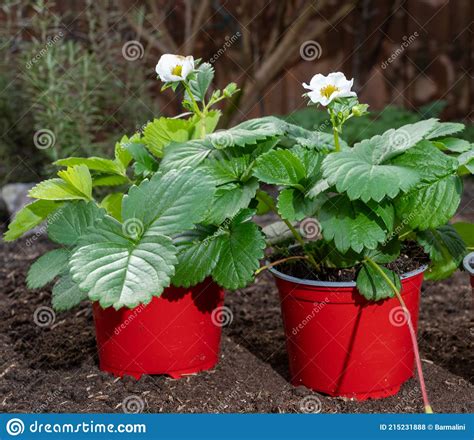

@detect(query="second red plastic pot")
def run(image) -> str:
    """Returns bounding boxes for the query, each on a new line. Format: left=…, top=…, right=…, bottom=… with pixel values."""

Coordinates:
left=271, top=265, right=426, bottom=400
left=463, top=252, right=474, bottom=303
left=93, top=279, right=224, bottom=379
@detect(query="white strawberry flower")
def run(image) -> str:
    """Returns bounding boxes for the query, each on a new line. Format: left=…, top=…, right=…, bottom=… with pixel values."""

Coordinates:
left=155, top=54, right=194, bottom=82
left=303, top=72, right=356, bottom=106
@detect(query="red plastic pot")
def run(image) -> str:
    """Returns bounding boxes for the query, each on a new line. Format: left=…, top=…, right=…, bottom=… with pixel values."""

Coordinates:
left=463, top=252, right=474, bottom=302
left=93, top=279, right=224, bottom=379
left=271, top=265, right=426, bottom=400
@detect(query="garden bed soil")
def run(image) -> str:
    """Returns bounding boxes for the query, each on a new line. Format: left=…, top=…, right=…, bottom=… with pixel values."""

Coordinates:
left=271, top=242, right=428, bottom=282
left=0, top=179, right=472, bottom=413
left=0, top=236, right=472, bottom=413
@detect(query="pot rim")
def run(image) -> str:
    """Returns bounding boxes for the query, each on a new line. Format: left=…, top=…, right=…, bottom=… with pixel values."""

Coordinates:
left=268, top=262, right=428, bottom=287
left=463, top=252, right=474, bottom=275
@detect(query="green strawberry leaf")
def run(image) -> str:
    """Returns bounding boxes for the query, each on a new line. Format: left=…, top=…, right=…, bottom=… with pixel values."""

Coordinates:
left=322, top=120, right=438, bottom=202
left=115, top=137, right=133, bottom=168
left=364, top=239, right=401, bottom=264
left=433, top=137, right=471, bottom=153
left=142, top=117, right=194, bottom=157
left=100, top=193, right=124, bottom=221
left=52, top=274, right=88, bottom=311
left=211, top=211, right=266, bottom=290
left=172, top=226, right=224, bottom=288
left=191, top=110, right=221, bottom=138
left=187, top=62, right=214, bottom=101
left=417, top=225, right=466, bottom=280
left=457, top=150, right=474, bottom=175
left=207, top=116, right=285, bottom=149
left=205, top=152, right=253, bottom=185
left=122, top=168, right=215, bottom=237
left=253, top=149, right=306, bottom=188
left=63, top=169, right=214, bottom=314
left=205, top=178, right=259, bottom=225
left=48, top=201, right=105, bottom=246
left=92, top=175, right=129, bottom=187
left=126, top=141, right=159, bottom=177
left=369, top=119, right=437, bottom=163
left=70, top=219, right=177, bottom=309
left=27, top=248, right=69, bottom=289
left=3, top=200, right=62, bottom=241
left=57, top=165, right=93, bottom=200
left=161, top=139, right=214, bottom=171
left=425, top=122, right=464, bottom=140
left=29, top=165, right=93, bottom=201
left=322, top=141, right=420, bottom=203
left=29, top=179, right=88, bottom=201
left=54, top=157, right=125, bottom=175
left=282, top=122, right=349, bottom=151
left=356, top=262, right=401, bottom=301
left=394, top=175, right=462, bottom=230
left=319, top=195, right=389, bottom=253
left=391, top=140, right=458, bottom=181
left=452, top=222, right=474, bottom=249
left=277, top=188, right=326, bottom=222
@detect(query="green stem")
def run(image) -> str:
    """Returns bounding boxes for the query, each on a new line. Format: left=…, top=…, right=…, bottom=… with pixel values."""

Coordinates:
left=364, top=257, right=433, bottom=414
left=256, top=191, right=320, bottom=271
left=203, top=95, right=226, bottom=112
left=255, top=256, right=309, bottom=276
left=329, top=109, right=341, bottom=152
left=183, top=82, right=208, bottom=138
left=183, top=82, right=203, bottom=117
left=398, top=230, right=412, bottom=240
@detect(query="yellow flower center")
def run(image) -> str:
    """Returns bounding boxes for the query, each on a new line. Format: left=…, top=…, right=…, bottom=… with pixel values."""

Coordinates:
left=320, top=84, right=339, bottom=99
left=171, top=65, right=183, bottom=77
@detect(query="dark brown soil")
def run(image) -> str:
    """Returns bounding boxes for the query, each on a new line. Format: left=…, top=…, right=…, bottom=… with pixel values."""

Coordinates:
left=0, top=180, right=472, bottom=414
left=272, top=242, right=428, bottom=282
left=0, top=236, right=472, bottom=413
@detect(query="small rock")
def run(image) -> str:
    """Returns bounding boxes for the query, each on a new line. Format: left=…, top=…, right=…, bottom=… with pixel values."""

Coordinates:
left=292, top=385, right=309, bottom=396
left=1, top=183, right=43, bottom=237
left=1, top=183, right=36, bottom=216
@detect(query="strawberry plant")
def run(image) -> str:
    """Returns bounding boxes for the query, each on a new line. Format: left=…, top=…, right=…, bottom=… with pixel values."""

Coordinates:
left=4, top=55, right=300, bottom=308
left=253, top=72, right=474, bottom=413
left=3, top=55, right=246, bottom=308
left=258, top=73, right=473, bottom=296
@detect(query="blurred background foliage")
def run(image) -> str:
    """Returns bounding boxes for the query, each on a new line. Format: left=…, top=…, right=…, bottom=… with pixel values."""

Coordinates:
left=0, top=0, right=472, bottom=183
